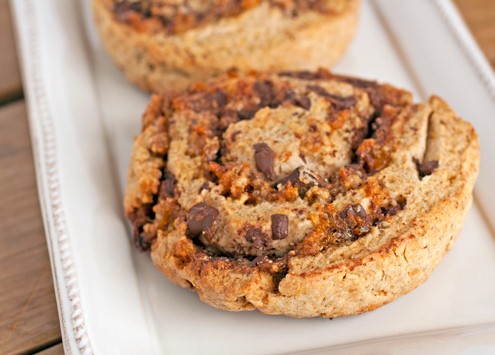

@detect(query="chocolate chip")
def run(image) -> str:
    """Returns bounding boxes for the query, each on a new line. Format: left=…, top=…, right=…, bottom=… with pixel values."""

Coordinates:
left=159, top=171, right=177, bottom=198
left=114, top=1, right=142, bottom=22
left=271, top=214, right=289, bottom=240
left=296, top=96, right=311, bottom=110
left=327, top=94, right=357, bottom=109
left=415, top=159, right=439, bottom=178
left=245, top=227, right=270, bottom=249
left=237, top=109, right=257, bottom=120
left=253, top=81, right=277, bottom=107
left=276, top=167, right=322, bottom=196
left=278, top=167, right=302, bottom=186
left=279, top=71, right=321, bottom=80
left=284, top=89, right=311, bottom=110
left=340, top=204, right=368, bottom=220
left=129, top=204, right=155, bottom=251
left=332, top=204, right=372, bottom=244
left=211, top=91, right=228, bottom=108
left=253, top=143, right=276, bottom=180
left=186, top=90, right=227, bottom=116
left=296, top=95, right=311, bottom=110
left=186, top=203, right=220, bottom=242
left=338, top=204, right=371, bottom=236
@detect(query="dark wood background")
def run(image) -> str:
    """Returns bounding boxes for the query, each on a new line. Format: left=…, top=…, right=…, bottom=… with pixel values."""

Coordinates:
left=0, top=0, right=493, bottom=353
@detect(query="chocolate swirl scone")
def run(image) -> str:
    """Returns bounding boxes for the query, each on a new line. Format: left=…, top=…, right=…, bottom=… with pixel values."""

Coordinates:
left=124, top=69, right=479, bottom=318
left=92, top=0, right=359, bottom=93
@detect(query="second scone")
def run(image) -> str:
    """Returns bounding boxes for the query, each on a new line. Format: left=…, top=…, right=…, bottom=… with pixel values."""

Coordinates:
left=93, top=0, right=360, bottom=92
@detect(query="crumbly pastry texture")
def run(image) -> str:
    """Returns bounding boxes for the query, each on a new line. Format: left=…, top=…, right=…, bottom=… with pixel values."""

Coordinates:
left=93, top=0, right=359, bottom=92
left=124, top=69, right=479, bottom=318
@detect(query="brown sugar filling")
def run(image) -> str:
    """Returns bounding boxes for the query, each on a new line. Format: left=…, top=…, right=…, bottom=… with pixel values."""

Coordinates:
left=128, top=70, right=415, bottom=276
left=112, top=0, right=343, bottom=35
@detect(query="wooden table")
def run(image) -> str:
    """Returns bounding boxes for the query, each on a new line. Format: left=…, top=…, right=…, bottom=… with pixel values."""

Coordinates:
left=0, top=1, right=494, bottom=353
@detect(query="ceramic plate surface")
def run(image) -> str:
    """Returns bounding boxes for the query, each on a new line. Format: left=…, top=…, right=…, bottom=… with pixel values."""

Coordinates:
left=11, top=0, right=495, bottom=353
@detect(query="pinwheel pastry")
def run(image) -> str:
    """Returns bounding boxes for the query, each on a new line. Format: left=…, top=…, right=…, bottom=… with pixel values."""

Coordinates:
left=124, top=69, right=479, bottom=318
left=92, top=0, right=359, bottom=92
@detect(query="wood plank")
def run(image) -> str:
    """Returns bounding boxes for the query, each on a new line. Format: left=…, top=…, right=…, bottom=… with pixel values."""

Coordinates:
left=454, top=0, right=495, bottom=69
left=0, top=0, right=23, bottom=102
left=36, top=343, right=64, bottom=355
left=0, top=102, right=61, bottom=354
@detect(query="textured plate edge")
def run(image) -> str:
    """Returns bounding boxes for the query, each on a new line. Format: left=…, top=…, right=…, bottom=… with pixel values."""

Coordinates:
left=10, top=0, right=94, bottom=353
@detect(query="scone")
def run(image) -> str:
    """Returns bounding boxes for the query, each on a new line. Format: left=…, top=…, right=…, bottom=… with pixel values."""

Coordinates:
left=124, top=69, right=479, bottom=318
left=93, top=0, right=359, bottom=93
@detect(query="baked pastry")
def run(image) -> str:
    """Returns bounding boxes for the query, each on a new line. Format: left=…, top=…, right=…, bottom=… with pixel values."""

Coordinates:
left=124, top=69, right=479, bottom=318
left=92, top=0, right=360, bottom=93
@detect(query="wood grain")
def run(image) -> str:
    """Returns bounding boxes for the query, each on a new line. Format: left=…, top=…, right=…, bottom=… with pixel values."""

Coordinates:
left=0, top=0, right=22, bottom=102
left=0, top=102, right=61, bottom=354
left=36, top=343, right=65, bottom=355
left=454, top=0, right=495, bottom=68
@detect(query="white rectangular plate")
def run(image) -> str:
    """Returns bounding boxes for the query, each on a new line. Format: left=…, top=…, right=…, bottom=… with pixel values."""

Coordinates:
left=11, top=0, right=495, bottom=353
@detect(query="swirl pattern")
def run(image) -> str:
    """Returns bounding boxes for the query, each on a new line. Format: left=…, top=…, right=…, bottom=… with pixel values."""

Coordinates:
left=110, top=0, right=350, bottom=35
left=125, top=69, right=479, bottom=317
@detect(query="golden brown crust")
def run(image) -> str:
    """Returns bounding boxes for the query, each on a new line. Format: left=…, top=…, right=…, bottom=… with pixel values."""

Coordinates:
left=93, top=0, right=359, bottom=92
left=124, top=70, right=480, bottom=317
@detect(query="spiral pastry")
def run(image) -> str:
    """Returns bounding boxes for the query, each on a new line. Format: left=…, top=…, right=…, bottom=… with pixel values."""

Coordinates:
left=124, top=69, right=479, bottom=317
left=92, top=0, right=359, bottom=92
